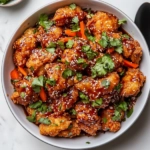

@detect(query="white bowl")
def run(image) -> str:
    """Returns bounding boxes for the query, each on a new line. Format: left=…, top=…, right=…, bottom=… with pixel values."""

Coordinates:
left=1, top=0, right=150, bottom=149
left=0, top=0, right=22, bottom=7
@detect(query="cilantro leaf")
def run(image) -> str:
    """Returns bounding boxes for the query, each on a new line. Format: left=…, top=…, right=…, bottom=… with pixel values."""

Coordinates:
left=82, top=45, right=90, bottom=52
left=115, top=46, right=123, bottom=54
left=98, top=32, right=109, bottom=48
left=79, top=92, right=89, bottom=103
left=127, top=108, right=133, bottom=118
left=57, top=41, right=65, bottom=50
left=86, top=142, right=90, bottom=144
left=77, top=58, right=85, bottom=64
left=71, top=23, right=80, bottom=32
left=76, top=73, right=82, bottom=81
left=20, top=92, right=26, bottom=98
left=112, top=109, right=121, bottom=121
left=102, top=117, right=107, bottom=123
left=38, top=118, right=51, bottom=125
left=26, top=111, right=36, bottom=122
left=109, top=38, right=122, bottom=47
left=69, top=3, right=76, bottom=9
left=101, top=79, right=110, bottom=88
left=122, top=34, right=130, bottom=39
left=39, top=14, right=54, bottom=30
left=66, top=40, right=74, bottom=48
left=32, top=76, right=44, bottom=93
left=0, top=0, right=10, bottom=4
left=91, top=55, right=114, bottom=78
left=70, top=109, right=77, bottom=115
left=29, top=101, right=43, bottom=109
left=115, top=83, right=122, bottom=92
left=85, top=29, right=95, bottom=42
left=72, top=16, right=79, bottom=24
left=118, top=101, right=128, bottom=111
left=118, top=19, right=127, bottom=25
left=46, top=78, right=56, bottom=86
left=46, top=48, right=55, bottom=54
left=47, top=42, right=56, bottom=48
left=62, top=69, right=74, bottom=79
left=92, top=98, right=103, bottom=107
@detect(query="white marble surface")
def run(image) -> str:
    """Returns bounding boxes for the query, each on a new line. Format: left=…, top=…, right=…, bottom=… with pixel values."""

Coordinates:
left=0, top=0, right=150, bottom=150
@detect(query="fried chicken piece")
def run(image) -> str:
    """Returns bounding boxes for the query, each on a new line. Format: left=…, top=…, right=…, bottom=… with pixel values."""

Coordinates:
left=123, top=39, right=142, bottom=64
left=58, top=121, right=81, bottom=138
left=87, top=12, right=119, bottom=39
left=13, top=28, right=37, bottom=66
left=101, top=107, right=124, bottom=132
left=75, top=103, right=101, bottom=136
left=53, top=6, right=85, bottom=26
left=26, top=48, right=57, bottom=72
left=121, top=68, right=146, bottom=97
left=75, top=72, right=120, bottom=100
left=11, top=80, right=38, bottom=106
left=45, top=63, right=74, bottom=99
left=39, top=114, right=71, bottom=137
left=37, top=26, right=62, bottom=47
left=52, top=87, right=78, bottom=114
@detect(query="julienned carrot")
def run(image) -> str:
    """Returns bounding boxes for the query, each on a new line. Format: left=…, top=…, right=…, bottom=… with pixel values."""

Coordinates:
left=40, top=87, right=47, bottom=102
left=59, top=37, right=73, bottom=42
left=18, top=67, right=27, bottom=76
left=10, top=69, right=19, bottom=79
left=65, top=29, right=76, bottom=37
left=80, top=21, right=87, bottom=40
left=123, top=60, right=139, bottom=68
left=107, top=48, right=114, bottom=54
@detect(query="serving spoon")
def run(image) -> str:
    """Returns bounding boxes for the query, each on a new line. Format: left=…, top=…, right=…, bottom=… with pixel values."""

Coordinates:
left=135, top=2, right=150, bottom=49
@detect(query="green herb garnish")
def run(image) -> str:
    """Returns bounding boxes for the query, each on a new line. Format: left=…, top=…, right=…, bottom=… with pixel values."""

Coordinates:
left=62, top=69, right=74, bottom=79
left=57, top=41, right=65, bottom=50
left=102, top=117, right=107, bottom=123
left=86, top=142, right=90, bottom=144
left=38, top=118, right=51, bottom=125
left=29, top=101, right=43, bottom=109
left=127, top=108, right=133, bottom=118
left=47, top=42, right=56, bottom=48
left=69, top=3, right=76, bottom=9
left=92, top=98, right=103, bottom=107
left=118, top=19, right=127, bottom=25
left=101, top=79, right=110, bottom=88
left=46, top=48, right=55, bottom=54
left=46, top=78, right=56, bottom=86
left=85, top=29, right=95, bottom=42
left=76, top=73, right=82, bottom=81
left=98, top=32, right=109, bottom=48
left=32, top=76, right=44, bottom=93
left=70, top=109, right=77, bottom=115
left=26, top=111, right=36, bottom=122
left=20, top=92, right=26, bottom=98
left=66, top=40, right=74, bottom=48
left=115, top=83, right=122, bottom=92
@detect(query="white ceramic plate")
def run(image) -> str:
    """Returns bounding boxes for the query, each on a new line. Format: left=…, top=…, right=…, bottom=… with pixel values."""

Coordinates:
left=0, top=0, right=22, bottom=7
left=1, top=0, right=150, bottom=149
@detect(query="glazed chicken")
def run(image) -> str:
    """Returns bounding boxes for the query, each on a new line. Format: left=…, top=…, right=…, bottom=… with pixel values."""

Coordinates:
left=10, top=3, right=145, bottom=138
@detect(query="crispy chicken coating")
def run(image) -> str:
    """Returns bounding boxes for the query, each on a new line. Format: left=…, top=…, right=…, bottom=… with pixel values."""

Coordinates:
left=26, top=48, right=57, bottom=72
left=45, top=63, right=74, bottom=99
left=58, top=121, right=81, bottom=138
left=123, top=39, right=142, bottom=64
left=52, top=87, right=78, bottom=114
left=39, top=114, right=71, bottom=137
left=11, top=80, right=38, bottom=106
left=121, top=68, right=146, bottom=97
left=37, top=26, right=62, bottom=47
left=75, top=103, right=101, bottom=136
left=13, top=28, right=37, bottom=66
left=101, top=107, right=124, bottom=132
left=53, top=6, right=85, bottom=26
left=75, top=72, right=120, bottom=100
left=87, top=12, right=119, bottom=39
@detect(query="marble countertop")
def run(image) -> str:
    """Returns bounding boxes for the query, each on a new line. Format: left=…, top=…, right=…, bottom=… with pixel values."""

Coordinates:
left=0, top=0, right=150, bottom=150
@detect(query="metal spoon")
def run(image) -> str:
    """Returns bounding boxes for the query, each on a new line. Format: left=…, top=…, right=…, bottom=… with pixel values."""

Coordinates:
left=135, top=2, right=150, bottom=49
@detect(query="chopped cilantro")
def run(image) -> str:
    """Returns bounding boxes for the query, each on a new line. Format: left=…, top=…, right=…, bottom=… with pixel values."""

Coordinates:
left=127, top=108, right=133, bottom=118
left=57, top=41, right=65, bottom=50
left=79, top=92, right=88, bottom=100
left=92, top=98, right=103, bottom=107
left=98, top=32, right=109, bottom=48
left=112, top=109, right=121, bottom=121
left=20, top=92, right=26, bottom=98
left=32, top=76, right=44, bottom=93
left=76, top=73, right=82, bottom=81
left=38, top=118, right=51, bottom=125
left=62, top=69, right=74, bottom=79
left=91, top=55, right=114, bottom=78
left=63, top=93, right=67, bottom=97
left=69, top=3, right=76, bottom=9
left=21, top=83, right=27, bottom=88
left=77, top=58, right=85, bottom=64
left=46, top=78, right=56, bottom=86
left=102, top=117, right=107, bottom=123
left=55, top=65, right=60, bottom=70
left=101, top=79, right=110, bottom=88
left=120, top=70, right=125, bottom=76
left=71, top=23, right=80, bottom=32
left=39, top=14, right=54, bottom=30
left=65, top=61, right=70, bottom=66
left=70, top=109, right=77, bottom=115
left=37, top=104, right=48, bottom=113
left=122, top=34, right=130, bottom=39
left=86, top=142, right=90, bottom=144
left=26, top=111, right=36, bottom=122
left=30, top=66, right=34, bottom=72
left=0, top=0, right=10, bottom=4
left=118, top=19, right=127, bottom=25
left=115, top=83, right=122, bottom=92
left=87, top=8, right=94, bottom=18
left=72, top=16, right=79, bottom=24
left=29, top=101, right=43, bottom=109
left=47, top=42, right=56, bottom=48
left=85, top=29, right=95, bottom=42
left=46, top=48, right=55, bottom=54
left=82, top=45, right=90, bottom=52
left=118, top=101, right=128, bottom=111
left=66, top=40, right=74, bottom=48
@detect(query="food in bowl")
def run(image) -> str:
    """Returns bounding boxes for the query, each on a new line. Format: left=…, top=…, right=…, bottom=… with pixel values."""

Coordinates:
left=0, top=0, right=11, bottom=4
left=10, top=3, right=146, bottom=138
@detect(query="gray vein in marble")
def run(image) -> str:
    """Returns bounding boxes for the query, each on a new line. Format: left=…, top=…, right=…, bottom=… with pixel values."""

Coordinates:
left=0, top=115, right=6, bottom=122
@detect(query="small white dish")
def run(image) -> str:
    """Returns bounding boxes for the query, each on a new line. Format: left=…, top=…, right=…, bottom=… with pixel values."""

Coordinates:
left=0, top=0, right=22, bottom=7
left=1, top=0, right=150, bottom=149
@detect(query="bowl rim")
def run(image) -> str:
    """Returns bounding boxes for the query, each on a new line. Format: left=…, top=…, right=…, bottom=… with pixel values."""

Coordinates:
left=1, top=0, right=150, bottom=149
left=0, top=0, right=22, bottom=7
